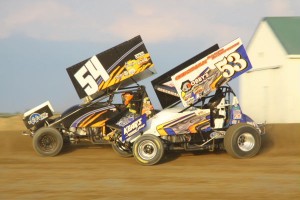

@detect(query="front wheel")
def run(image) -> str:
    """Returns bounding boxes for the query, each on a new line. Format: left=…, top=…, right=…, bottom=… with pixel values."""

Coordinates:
left=112, top=141, right=133, bottom=158
left=133, top=135, right=164, bottom=166
left=224, top=123, right=261, bottom=158
left=33, top=127, right=63, bottom=156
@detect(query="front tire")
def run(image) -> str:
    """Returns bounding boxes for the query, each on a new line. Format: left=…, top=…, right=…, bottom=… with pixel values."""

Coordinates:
left=224, top=123, right=261, bottom=158
left=33, top=127, right=63, bottom=157
left=133, top=135, right=164, bottom=166
left=112, top=141, right=133, bottom=158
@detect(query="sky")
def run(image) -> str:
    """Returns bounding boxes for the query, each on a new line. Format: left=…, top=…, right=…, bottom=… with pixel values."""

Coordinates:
left=0, top=0, right=299, bottom=113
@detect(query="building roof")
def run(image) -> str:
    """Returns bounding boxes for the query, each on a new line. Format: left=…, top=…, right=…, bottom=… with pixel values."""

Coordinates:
left=263, top=16, right=300, bottom=55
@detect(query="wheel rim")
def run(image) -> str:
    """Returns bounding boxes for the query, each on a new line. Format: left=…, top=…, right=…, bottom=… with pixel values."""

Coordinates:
left=116, top=142, right=129, bottom=152
left=117, top=143, right=126, bottom=151
left=137, top=140, right=157, bottom=161
left=114, top=134, right=130, bottom=152
left=237, top=133, right=255, bottom=152
left=38, top=134, right=58, bottom=152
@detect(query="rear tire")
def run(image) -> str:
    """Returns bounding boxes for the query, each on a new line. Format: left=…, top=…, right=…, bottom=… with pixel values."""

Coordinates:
left=224, top=123, right=261, bottom=158
left=133, top=135, right=164, bottom=166
left=33, top=127, right=63, bottom=157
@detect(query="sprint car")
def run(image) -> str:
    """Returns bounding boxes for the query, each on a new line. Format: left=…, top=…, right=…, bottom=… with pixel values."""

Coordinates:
left=22, top=36, right=156, bottom=156
left=113, top=38, right=264, bottom=165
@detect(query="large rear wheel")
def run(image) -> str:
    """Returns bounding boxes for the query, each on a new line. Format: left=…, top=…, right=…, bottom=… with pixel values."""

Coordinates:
left=224, top=123, right=261, bottom=158
left=33, top=127, right=63, bottom=157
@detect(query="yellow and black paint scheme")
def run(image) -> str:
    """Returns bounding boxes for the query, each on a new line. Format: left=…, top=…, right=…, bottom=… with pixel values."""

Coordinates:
left=60, top=103, right=123, bottom=130
left=57, top=85, right=154, bottom=135
left=67, top=35, right=156, bottom=100
left=77, top=110, right=108, bottom=128
left=98, top=53, right=153, bottom=91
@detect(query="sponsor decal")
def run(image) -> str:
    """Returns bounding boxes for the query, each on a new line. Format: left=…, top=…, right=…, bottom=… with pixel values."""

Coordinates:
left=233, top=109, right=242, bottom=119
left=156, top=86, right=180, bottom=97
left=172, top=38, right=252, bottom=107
left=28, top=112, right=49, bottom=125
left=231, top=104, right=242, bottom=125
left=190, top=68, right=210, bottom=86
left=135, top=51, right=149, bottom=65
left=122, top=114, right=147, bottom=141
left=116, top=52, right=151, bottom=81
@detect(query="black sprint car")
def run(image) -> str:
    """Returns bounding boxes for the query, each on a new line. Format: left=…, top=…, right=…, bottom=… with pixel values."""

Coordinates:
left=22, top=36, right=156, bottom=156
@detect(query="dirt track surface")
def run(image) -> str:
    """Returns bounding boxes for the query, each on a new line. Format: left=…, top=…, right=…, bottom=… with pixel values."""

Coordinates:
left=0, top=116, right=299, bottom=199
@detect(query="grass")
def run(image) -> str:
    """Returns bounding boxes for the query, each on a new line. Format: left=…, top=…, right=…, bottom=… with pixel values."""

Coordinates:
left=0, top=113, right=20, bottom=118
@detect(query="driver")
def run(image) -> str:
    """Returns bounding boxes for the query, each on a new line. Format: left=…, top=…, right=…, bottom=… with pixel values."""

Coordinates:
left=122, top=92, right=134, bottom=106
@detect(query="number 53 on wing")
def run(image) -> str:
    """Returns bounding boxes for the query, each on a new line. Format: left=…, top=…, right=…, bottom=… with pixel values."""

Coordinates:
left=171, top=38, right=253, bottom=107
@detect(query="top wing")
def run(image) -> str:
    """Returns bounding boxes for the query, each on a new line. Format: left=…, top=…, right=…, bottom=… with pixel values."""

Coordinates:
left=171, top=38, right=253, bottom=107
left=151, top=44, right=219, bottom=109
left=67, top=35, right=156, bottom=100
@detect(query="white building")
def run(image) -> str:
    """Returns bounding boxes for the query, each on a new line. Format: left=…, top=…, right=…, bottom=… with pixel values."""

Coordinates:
left=240, top=17, right=300, bottom=123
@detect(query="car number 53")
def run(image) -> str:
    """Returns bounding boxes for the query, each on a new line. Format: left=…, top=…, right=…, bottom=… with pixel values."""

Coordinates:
left=215, top=52, right=248, bottom=78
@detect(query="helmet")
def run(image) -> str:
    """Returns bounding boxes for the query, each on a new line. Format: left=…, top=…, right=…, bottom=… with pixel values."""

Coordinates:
left=122, top=92, right=134, bottom=106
